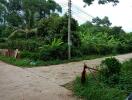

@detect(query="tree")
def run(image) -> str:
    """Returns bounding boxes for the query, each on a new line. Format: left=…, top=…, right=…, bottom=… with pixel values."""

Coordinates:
left=37, top=14, right=80, bottom=46
left=83, top=0, right=119, bottom=5
left=0, top=25, right=5, bottom=37
left=92, top=16, right=112, bottom=27
left=57, top=14, right=80, bottom=46
left=80, top=18, right=111, bottom=35
left=0, top=0, right=7, bottom=25
left=109, top=26, right=125, bottom=37
left=0, top=0, right=62, bottom=27
left=0, top=0, right=62, bottom=38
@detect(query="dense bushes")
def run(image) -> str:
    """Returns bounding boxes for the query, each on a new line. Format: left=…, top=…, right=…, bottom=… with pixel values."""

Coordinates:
left=39, top=44, right=67, bottom=60
left=39, top=38, right=67, bottom=60
left=0, top=36, right=132, bottom=61
left=37, top=14, right=80, bottom=46
left=114, top=43, right=127, bottom=54
left=79, top=32, right=132, bottom=56
left=0, top=14, right=132, bottom=61
left=96, top=44, right=113, bottom=55
left=2, top=39, right=42, bottom=51
left=73, top=58, right=132, bottom=100
left=18, top=38, right=68, bottom=61
left=20, top=51, right=40, bottom=60
left=119, top=59, right=132, bottom=93
left=113, top=42, right=132, bottom=54
left=80, top=44, right=113, bottom=56
left=2, top=26, right=15, bottom=37
left=99, top=58, right=122, bottom=85
left=0, top=38, right=132, bottom=61
left=74, top=76, right=126, bottom=100
left=0, top=43, right=8, bottom=49
left=79, top=22, right=132, bottom=56
left=80, top=44, right=97, bottom=55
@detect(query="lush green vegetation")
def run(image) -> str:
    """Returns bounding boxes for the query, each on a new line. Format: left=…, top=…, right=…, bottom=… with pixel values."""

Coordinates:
left=0, top=54, right=109, bottom=67
left=1, top=15, right=132, bottom=63
left=73, top=58, right=132, bottom=100
left=0, top=0, right=132, bottom=66
left=0, top=0, right=131, bottom=99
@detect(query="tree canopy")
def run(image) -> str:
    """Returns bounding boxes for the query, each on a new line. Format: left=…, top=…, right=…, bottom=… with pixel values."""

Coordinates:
left=83, top=0, right=119, bottom=5
left=0, top=0, right=62, bottom=28
left=92, top=16, right=112, bottom=27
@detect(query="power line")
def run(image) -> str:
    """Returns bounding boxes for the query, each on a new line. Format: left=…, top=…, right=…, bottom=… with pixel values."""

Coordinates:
left=72, top=11, right=92, bottom=21
left=72, top=4, right=94, bottom=18
left=60, top=1, right=95, bottom=20
left=60, top=0, right=96, bottom=59
left=59, top=0, right=94, bottom=18
left=58, top=5, right=91, bottom=22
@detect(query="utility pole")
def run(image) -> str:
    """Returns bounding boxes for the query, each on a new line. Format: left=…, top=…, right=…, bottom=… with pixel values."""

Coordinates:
left=68, top=0, right=71, bottom=59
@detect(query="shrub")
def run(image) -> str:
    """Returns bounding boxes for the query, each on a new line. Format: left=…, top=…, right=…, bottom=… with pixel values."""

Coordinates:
left=2, top=26, right=14, bottom=37
left=0, top=43, right=8, bottom=49
left=39, top=44, right=67, bottom=61
left=20, top=51, right=40, bottom=60
left=73, top=58, right=132, bottom=100
left=118, top=59, right=132, bottom=93
left=0, top=38, right=6, bottom=42
left=113, top=43, right=126, bottom=54
left=124, top=42, right=132, bottom=53
left=7, top=39, right=41, bottom=51
left=39, top=38, right=68, bottom=61
left=71, top=46, right=82, bottom=57
left=80, top=44, right=113, bottom=56
left=0, top=55, right=31, bottom=67
left=73, top=76, right=126, bottom=100
left=80, top=44, right=98, bottom=55
left=97, top=44, right=113, bottom=55
left=119, top=72, right=132, bottom=93
left=99, top=57, right=122, bottom=85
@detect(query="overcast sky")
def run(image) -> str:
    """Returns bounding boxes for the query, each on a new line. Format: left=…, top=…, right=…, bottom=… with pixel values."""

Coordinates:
left=54, top=0, right=132, bottom=32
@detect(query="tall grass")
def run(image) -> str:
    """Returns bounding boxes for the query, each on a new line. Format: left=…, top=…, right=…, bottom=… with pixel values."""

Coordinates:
left=73, top=59, right=132, bottom=100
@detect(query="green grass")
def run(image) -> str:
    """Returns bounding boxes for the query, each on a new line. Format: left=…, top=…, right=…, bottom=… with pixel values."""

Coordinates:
left=72, top=59, right=132, bottom=100
left=73, top=77, right=126, bottom=100
left=118, top=59, right=132, bottom=93
left=0, top=54, right=112, bottom=67
left=0, top=55, right=32, bottom=67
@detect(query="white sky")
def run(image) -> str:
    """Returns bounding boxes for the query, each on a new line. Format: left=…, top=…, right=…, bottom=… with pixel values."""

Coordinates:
left=54, top=0, right=132, bottom=32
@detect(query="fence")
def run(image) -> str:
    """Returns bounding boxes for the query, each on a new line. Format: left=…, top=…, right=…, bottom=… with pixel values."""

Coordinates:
left=0, top=49, right=20, bottom=59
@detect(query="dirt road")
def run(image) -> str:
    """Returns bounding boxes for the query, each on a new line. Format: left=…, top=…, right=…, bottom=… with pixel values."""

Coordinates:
left=0, top=53, right=132, bottom=100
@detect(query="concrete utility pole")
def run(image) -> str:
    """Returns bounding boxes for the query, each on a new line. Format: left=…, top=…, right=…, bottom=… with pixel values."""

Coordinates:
left=68, top=0, right=72, bottom=59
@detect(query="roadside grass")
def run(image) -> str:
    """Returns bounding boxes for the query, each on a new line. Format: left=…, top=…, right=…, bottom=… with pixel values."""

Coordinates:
left=72, top=59, right=132, bottom=100
left=0, top=54, right=112, bottom=67
left=0, top=56, right=31, bottom=67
